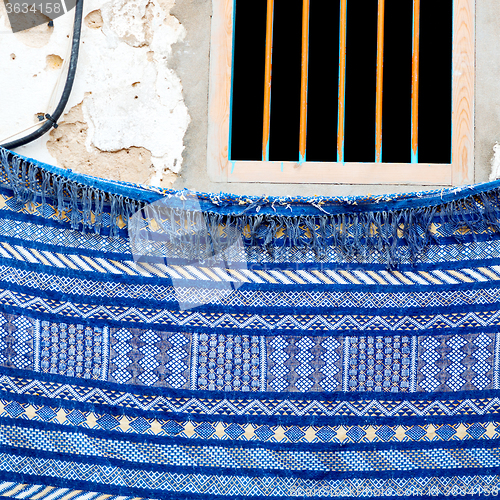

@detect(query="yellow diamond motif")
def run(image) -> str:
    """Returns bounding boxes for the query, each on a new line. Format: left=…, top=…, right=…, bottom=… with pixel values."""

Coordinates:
left=426, top=424, right=437, bottom=441
left=184, top=421, right=196, bottom=438
left=24, top=404, right=37, bottom=420
left=455, top=423, right=468, bottom=440
left=486, top=422, right=497, bottom=439
left=119, top=416, right=131, bottom=432
left=274, top=426, right=286, bottom=442
left=150, top=419, right=163, bottom=435
left=215, top=422, right=225, bottom=439
left=243, top=424, right=255, bottom=440
left=304, top=427, right=317, bottom=443
left=336, top=426, right=348, bottom=443
left=56, top=408, right=66, bottom=424
left=116, top=215, right=126, bottom=229
left=86, top=413, right=98, bottom=429
left=365, top=426, right=377, bottom=442
left=395, top=426, right=406, bottom=442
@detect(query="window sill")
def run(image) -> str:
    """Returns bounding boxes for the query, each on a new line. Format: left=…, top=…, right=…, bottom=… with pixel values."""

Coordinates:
left=209, top=160, right=456, bottom=185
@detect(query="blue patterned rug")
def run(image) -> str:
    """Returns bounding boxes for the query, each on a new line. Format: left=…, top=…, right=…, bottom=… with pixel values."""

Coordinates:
left=0, top=147, right=499, bottom=500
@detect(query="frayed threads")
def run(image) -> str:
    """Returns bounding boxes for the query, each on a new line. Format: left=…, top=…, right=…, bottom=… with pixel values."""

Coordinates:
left=2, top=148, right=500, bottom=266
left=0, top=148, right=140, bottom=237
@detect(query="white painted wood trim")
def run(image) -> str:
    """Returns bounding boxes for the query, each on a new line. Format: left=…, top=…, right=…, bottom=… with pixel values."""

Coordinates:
left=207, top=0, right=474, bottom=186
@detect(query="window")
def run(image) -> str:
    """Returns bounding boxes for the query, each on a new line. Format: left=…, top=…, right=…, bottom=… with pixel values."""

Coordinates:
left=207, top=0, right=474, bottom=185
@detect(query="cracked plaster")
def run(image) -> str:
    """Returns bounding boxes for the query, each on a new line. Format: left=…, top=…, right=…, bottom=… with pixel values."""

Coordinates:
left=0, top=0, right=189, bottom=187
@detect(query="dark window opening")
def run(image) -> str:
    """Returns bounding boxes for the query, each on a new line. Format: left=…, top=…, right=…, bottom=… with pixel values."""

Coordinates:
left=418, top=0, right=453, bottom=163
left=343, top=0, right=378, bottom=162
left=268, top=0, right=302, bottom=161
left=230, top=0, right=453, bottom=164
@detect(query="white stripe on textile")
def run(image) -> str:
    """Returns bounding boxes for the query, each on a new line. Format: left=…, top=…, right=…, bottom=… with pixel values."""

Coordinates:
left=79, top=256, right=108, bottom=273
left=238, top=269, right=266, bottom=283
left=0, top=482, right=19, bottom=495
left=43, top=489, right=72, bottom=500
left=130, top=262, right=156, bottom=277
left=462, top=268, right=489, bottom=281
left=1, top=242, right=24, bottom=260
left=283, top=270, right=307, bottom=284
left=14, top=246, right=39, bottom=264
left=226, top=269, right=252, bottom=282
left=65, top=255, right=95, bottom=272
left=40, top=250, right=66, bottom=268
left=15, top=485, right=45, bottom=499
left=296, top=270, right=322, bottom=284
left=184, top=265, right=211, bottom=280
left=324, top=270, right=350, bottom=284
left=404, top=271, right=429, bottom=285
left=94, top=258, right=124, bottom=274
left=212, top=268, right=238, bottom=281
left=431, top=270, right=459, bottom=284
left=0, top=245, right=12, bottom=259
left=351, top=270, right=377, bottom=285
left=378, top=271, right=403, bottom=285
left=268, top=270, right=294, bottom=284
left=160, top=266, right=184, bottom=279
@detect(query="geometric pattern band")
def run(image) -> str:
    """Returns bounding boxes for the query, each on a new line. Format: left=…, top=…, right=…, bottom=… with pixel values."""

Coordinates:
left=5, top=150, right=500, bottom=500
left=6, top=262, right=500, bottom=309
left=5, top=225, right=500, bottom=285
left=6, top=423, right=500, bottom=472
left=0, top=472, right=498, bottom=499
left=5, top=284, right=500, bottom=336
left=4, top=368, right=500, bottom=419
left=2, top=313, right=498, bottom=394
left=1, top=451, right=500, bottom=498
left=0, top=397, right=499, bottom=444
left=0, top=480, right=152, bottom=500
left=0, top=313, right=498, bottom=394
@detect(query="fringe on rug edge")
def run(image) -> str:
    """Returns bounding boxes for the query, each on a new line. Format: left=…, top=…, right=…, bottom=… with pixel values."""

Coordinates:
left=3, top=147, right=500, bottom=267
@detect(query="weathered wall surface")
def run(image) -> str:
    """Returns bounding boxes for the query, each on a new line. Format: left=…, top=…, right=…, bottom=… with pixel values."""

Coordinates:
left=1, top=0, right=499, bottom=196
left=476, top=0, right=500, bottom=184
left=0, top=0, right=189, bottom=187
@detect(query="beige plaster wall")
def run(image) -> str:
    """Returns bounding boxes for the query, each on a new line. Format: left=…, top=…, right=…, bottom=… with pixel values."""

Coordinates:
left=1, top=0, right=499, bottom=197
left=475, top=0, right=500, bottom=184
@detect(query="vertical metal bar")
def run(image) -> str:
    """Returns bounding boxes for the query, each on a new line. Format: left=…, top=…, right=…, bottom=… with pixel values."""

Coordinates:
left=262, top=0, right=274, bottom=161
left=411, top=0, right=420, bottom=163
left=299, top=0, right=310, bottom=162
left=337, top=0, right=347, bottom=163
left=375, top=0, right=385, bottom=162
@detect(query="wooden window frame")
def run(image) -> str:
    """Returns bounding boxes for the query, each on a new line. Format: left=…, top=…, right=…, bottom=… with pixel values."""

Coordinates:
left=207, top=0, right=474, bottom=186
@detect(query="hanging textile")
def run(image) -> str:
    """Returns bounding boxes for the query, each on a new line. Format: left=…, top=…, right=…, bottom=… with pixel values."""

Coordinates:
left=0, top=147, right=499, bottom=500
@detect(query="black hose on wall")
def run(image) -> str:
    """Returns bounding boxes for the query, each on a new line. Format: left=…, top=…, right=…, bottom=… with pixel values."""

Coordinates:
left=1, top=0, right=84, bottom=149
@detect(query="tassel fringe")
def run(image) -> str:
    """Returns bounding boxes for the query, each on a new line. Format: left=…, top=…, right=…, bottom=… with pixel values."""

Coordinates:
left=0, top=148, right=141, bottom=238
left=2, top=148, right=500, bottom=267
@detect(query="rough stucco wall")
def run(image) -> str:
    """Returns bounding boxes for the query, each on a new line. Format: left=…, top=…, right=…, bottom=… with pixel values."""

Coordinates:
left=475, top=0, right=500, bottom=184
left=169, top=0, right=211, bottom=191
left=0, top=0, right=189, bottom=187
left=1, top=0, right=498, bottom=196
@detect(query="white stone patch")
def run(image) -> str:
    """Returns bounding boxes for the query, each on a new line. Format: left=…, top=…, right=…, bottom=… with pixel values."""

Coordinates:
left=490, top=141, right=500, bottom=181
left=0, top=0, right=74, bottom=163
left=101, top=0, right=150, bottom=48
left=81, top=0, right=189, bottom=182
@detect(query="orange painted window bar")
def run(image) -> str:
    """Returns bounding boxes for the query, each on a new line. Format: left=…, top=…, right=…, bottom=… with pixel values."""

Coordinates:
left=230, top=0, right=452, bottom=164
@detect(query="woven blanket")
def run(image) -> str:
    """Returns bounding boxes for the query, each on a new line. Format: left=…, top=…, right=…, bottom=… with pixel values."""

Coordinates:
left=1, top=147, right=500, bottom=500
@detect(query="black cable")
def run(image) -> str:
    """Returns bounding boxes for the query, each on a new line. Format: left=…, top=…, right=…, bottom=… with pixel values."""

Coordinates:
left=1, top=0, right=84, bottom=149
